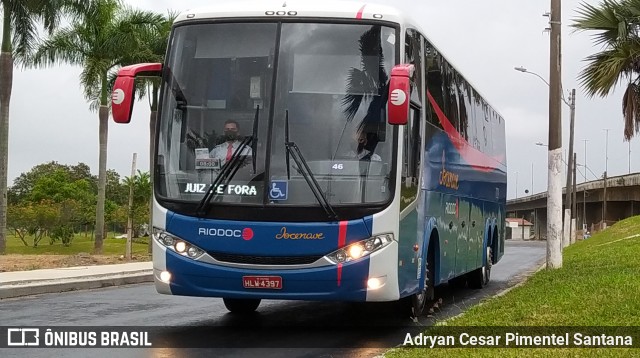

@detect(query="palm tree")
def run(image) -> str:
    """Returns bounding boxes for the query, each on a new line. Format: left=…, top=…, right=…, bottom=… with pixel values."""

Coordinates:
left=123, top=170, right=150, bottom=242
left=0, top=0, right=91, bottom=254
left=572, top=0, right=640, bottom=141
left=125, top=11, right=176, bottom=252
left=29, top=0, right=164, bottom=253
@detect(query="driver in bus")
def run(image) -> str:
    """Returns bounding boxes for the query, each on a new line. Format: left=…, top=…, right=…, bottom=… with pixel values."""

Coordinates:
left=209, top=119, right=252, bottom=166
left=346, top=131, right=381, bottom=161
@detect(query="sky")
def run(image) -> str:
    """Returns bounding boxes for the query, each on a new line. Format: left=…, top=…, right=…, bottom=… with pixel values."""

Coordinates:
left=5, top=0, right=640, bottom=199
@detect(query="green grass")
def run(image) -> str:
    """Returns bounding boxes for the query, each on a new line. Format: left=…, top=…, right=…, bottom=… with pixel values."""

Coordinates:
left=386, top=215, right=640, bottom=357
left=6, top=231, right=150, bottom=256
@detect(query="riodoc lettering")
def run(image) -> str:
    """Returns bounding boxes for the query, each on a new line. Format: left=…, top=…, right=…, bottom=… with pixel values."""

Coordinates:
left=445, top=201, right=457, bottom=215
left=275, top=227, right=324, bottom=240
left=199, top=228, right=242, bottom=237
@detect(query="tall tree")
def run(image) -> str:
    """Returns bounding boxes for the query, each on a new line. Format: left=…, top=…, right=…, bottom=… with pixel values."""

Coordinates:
left=572, top=0, right=640, bottom=140
left=0, top=0, right=90, bottom=254
left=123, top=170, right=151, bottom=237
left=124, top=10, right=175, bottom=251
left=29, top=0, right=164, bottom=253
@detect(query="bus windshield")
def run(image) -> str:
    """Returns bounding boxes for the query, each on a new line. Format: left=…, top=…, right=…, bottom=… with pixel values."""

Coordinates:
left=156, top=22, right=397, bottom=207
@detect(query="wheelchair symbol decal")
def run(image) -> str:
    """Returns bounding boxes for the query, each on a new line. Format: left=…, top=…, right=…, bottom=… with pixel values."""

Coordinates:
left=269, top=180, right=288, bottom=200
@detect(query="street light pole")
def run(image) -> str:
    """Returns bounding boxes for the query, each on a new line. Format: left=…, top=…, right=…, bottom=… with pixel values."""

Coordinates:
left=603, top=128, right=609, bottom=227
left=564, top=89, right=576, bottom=248
left=517, top=81, right=575, bottom=249
left=582, top=139, right=588, bottom=232
left=547, top=0, right=563, bottom=268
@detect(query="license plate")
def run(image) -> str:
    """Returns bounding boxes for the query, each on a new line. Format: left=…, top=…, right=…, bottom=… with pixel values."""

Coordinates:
left=243, top=276, right=283, bottom=289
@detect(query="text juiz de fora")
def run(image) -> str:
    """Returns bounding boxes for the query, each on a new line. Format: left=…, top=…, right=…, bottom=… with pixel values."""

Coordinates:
left=403, top=332, right=634, bottom=348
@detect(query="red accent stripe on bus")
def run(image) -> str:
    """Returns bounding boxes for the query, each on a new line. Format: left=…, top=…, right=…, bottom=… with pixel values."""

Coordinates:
left=337, top=221, right=348, bottom=286
left=426, top=91, right=504, bottom=172
left=356, top=4, right=366, bottom=19
left=338, top=221, right=348, bottom=247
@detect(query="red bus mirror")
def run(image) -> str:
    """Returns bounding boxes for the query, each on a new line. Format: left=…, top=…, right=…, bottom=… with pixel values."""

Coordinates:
left=112, top=63, right=162, bottom=124
left=388, top=64, right=414, bottom=125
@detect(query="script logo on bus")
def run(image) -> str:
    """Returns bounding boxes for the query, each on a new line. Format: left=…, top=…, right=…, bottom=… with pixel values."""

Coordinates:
left=198, top=227, right=254, bottom=240
left=439, top=150, right=459, bottom=190
left=275, top=227, right=324, bottom=240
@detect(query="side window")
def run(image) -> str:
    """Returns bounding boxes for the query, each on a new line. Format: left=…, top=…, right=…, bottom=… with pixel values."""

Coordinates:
left=443, top=64, right=460, bottom=131
left=404, top=29, right=423, bottom=106
left=401, top=107, right=421, bottom=210
left=458, top=78, right=471, bottom=141
left=424, top=39, right=444, bottom=132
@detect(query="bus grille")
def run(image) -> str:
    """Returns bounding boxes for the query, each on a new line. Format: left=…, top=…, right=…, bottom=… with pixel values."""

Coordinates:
left=209, top=252, right=323, bottom=265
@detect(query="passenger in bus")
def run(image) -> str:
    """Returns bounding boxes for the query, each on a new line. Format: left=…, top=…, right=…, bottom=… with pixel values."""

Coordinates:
left=209, top=119, right=252, bottom=165
left=346, top=131, right=381, bottom=161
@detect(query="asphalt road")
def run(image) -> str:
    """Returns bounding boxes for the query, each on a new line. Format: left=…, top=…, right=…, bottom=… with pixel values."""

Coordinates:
left=1, top=240, right=545, bottom=358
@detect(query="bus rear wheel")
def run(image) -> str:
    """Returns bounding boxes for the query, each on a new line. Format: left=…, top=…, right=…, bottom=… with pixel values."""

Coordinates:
left=468, top=246, right=492, bottom=289
left=223, top=298, right=261, bottom=314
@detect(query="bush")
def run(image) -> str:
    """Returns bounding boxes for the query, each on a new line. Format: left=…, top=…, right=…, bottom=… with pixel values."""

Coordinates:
left=50, top=226, right=75, bottom=246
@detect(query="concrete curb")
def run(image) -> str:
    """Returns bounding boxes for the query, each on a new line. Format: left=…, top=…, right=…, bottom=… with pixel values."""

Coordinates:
left=0, top=270, right=153, bottom=300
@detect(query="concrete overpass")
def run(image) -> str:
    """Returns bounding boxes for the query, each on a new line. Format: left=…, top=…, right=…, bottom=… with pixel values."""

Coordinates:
left=507, top=172, right=640, bottom=239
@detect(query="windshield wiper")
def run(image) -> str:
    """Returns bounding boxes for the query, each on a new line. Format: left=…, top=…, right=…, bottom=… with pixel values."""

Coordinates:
left=251, top=105, right=260, bottom=174
left=195, top=135, right=252, bottom=216
left=284, top=110, right=338, bottom=221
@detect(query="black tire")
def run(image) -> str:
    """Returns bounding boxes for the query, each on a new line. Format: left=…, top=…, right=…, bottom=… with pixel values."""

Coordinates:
left=468, top=245, right=492, bottom=289
left=223, top=298, right=261, bottom=314
left=402, top=244, right=435, bottom=318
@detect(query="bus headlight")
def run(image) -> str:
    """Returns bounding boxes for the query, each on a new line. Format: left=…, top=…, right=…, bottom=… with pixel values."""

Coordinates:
left=326, top=234, right=394, bottom=264
left=175, top=241, right=187, bottom=253
left=153, top=228, right=205, bottom=259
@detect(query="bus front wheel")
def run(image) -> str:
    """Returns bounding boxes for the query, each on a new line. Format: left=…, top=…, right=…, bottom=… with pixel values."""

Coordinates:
left=402, top=249, right=435, bottom=318
left=223, top=298, right=261, bottom=314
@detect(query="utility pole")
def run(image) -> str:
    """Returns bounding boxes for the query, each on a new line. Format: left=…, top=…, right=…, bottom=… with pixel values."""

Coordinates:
left=516, top=171, right=519, bottom=199
left=564, top=89, right=575, bottom=248
left=571, top=152, right=577, bottom=244
left=126, top=153, right=138, bottom=260
left=547, top=0, right=563, bottom=268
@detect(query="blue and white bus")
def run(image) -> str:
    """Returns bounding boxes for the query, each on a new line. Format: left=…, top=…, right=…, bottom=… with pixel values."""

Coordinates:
left=112, top=0, right=507, bottom=317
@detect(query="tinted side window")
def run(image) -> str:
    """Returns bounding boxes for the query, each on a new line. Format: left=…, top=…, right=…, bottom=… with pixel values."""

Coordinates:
left=443, top=63, right=460, bottom=131
left=401, top=107, right=421, bottom=210
left=424, top=39, right=444, bottom=132
left=405, top=29, right=423, bottom=106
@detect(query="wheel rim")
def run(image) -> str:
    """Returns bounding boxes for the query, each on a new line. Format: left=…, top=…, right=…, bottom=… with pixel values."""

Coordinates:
left=484, top=247, right=492, bottom=284
left=412, top=265, right=431, bottom=316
